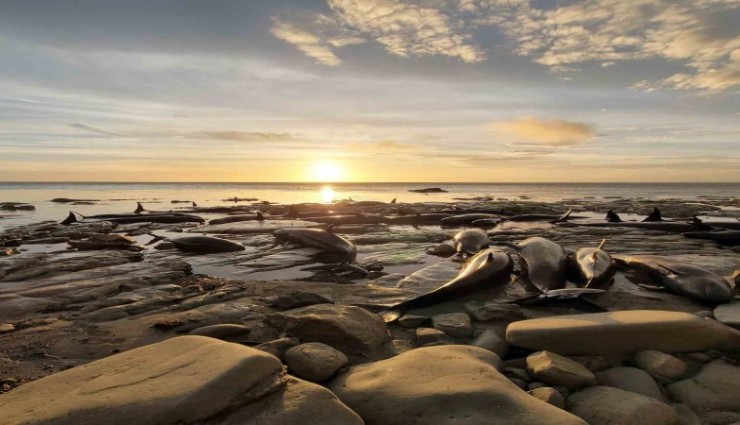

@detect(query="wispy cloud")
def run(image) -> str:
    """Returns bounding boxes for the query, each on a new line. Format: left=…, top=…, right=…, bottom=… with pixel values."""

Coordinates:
left=69, top=123, right=126, bottom=137
left=494, top=117, right=597, bottom=146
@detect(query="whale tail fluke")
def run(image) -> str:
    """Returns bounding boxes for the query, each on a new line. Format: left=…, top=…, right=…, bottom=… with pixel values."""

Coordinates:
left=642, top=207, right=663, bottom=222
left=61, top=211, right=79, bottom=225
left=606, top=210, right=623, bottom=223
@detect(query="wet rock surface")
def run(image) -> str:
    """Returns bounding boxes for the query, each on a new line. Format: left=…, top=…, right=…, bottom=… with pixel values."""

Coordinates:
left=1, top=196, right=739, bottom=423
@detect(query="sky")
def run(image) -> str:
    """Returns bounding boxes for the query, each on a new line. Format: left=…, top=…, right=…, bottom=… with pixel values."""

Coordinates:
left=0, top=0, right=738, bottom=182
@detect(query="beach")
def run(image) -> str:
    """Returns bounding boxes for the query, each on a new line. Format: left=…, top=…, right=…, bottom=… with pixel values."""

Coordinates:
left=1, top=182, right=739, bottom=424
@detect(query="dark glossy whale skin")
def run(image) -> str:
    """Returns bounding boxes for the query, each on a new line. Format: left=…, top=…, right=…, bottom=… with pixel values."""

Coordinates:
left=441, top=213, right=499, bottom=226
left=618, top=255, right=734, bottom=304
left=572, top=247, right=616, bottom=289
left=169, top=236, right=246, bottom=254
left=682, top=230, right=740, bottom=245
left=61, top=211, right=205, bottom=225
left=273, top=228, right=357, bottom=263
left=453, top=229, right=490, bottom=256
left=571, top=221, right=706, bottom=233
left=208, top=212, right=264, bottom=225
left=380, top=248, right=513, bottom=322
left=300, top=215, right=386, bottom=225
left=517, top=237, right=568, bottom=292
left=387, top=213, right=453, bottom=225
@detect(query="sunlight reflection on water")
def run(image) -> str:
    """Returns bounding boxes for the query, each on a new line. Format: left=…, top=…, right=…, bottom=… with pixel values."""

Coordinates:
left=320, top=185, right=335, bottom=203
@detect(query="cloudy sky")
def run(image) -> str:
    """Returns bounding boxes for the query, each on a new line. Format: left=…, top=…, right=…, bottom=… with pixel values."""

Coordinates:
left=0, top=0, right=738, bottom=182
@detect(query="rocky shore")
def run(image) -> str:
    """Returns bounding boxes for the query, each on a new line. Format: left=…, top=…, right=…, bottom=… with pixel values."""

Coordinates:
left=0, top=195, right=739, bottom=424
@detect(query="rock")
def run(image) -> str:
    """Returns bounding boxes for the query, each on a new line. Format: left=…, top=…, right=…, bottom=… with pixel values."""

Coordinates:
left=154, top=242, right=175, bottom=250
left=398, top=313, right=429, bottom=328
left=416, top=327, right=454, bottom=346
left=506, top=310, right=740, bottom=355
left=268, top=291, right=333, bottom=310
left=0, top=323, right=15, bottom=334
left=714, top=302, right=740, bottom=328
left=464, top=301, right=527, bottom=322
left=285, top=343, right=349, bottom=382
left=595, top=366, right=665, bottom=401
left=432, top=312, right=473, bottom=338
left=387, top=339, right=413, bottom=356
left=567, top=386, right=680, bottom=425
left=188, top=324, right=251, bottom=340
left=202, top=377, right=364, bottom=425
left=329, top=345, right=587, bottom=425
left=269, top=304, right=388, bottom=356
left=667, top=359, right=740, bottom=411
left=526, top=351, right=597, bottom=389
left=684, top=352, right=712, bottom=363
left=509, top=377, right=529, bottom=390
left=255, top=337, right=301, bottom=361
left=634, top=350, right=688, bottom=381
left=528, top=387, right=565, bottom=409
left=0, top=336, right=284, bottom=425
left=672, top=404, right=702, bottom=425
left=570, top=356, right=611, bottom=372
left=471, top=329, right=509, bottom=357
left=702, top=411, right=740, bottom=425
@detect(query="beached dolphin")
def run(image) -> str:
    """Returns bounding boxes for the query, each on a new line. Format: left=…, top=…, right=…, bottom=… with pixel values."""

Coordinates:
left=682, top=230, right=740, bottom=245
left=617, top=255, right=734, bottom=304
left=147, top=233, right=245, bottom=254
left=273, top=228, right=357, bottom=263
left=134, top=202, right=175, bottom=214
left=453, top=229, right=490, bottom=257
left=61, top=211, right=205, bottom=225
left=300, top=214, right=386, bottom=225
left=689, top=217, right=740, bottom=231
left=570, top=239, right=617, bottom=289
left=409, top=187, right=447, bottom=193
left=380, top=248, right=513, bottom=322
left=208, top=212, right=265, bottom=225
left=505, top=209, right=576, bottom=223
left=388, top=213, right=453, bottom=225
left=441, top=213, right=500, bottom=226
left=514, top=237, right=568, bottom=292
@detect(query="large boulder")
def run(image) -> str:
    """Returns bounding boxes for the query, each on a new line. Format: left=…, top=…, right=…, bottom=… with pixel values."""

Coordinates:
left=667, top=359, right=740, bottom=412
left=328, top=345, right=587, bottom=425
left=269, top=304, right=388, bottom=356
left=203, top=377, right=364, bottom=425
left=595, top=366, right=665, bottom=401
left=567, top=386, right=680, bottom=425
left=714, top=302, right=740, bottom=328
left=506, top=310, right=740, bottom=355
left=526, top=351, right=597, bottom=389
left=0, top=336, right=284, bottom=425
left=285, top=343, right=349, bottom=382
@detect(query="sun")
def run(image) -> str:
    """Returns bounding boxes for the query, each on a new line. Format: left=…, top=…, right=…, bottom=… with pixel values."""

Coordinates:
left=307, top=160, right=345, bottom=182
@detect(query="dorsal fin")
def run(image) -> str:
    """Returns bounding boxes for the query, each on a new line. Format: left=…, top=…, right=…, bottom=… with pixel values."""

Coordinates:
left=256, top=211, right=265, bottom=221
left=642, top=207, right=663, bottom=222
left=134, top=202, right=145, bottom=214
left=390, top=198, right=396, bottom=204
left=60, top=211, right=79, bottom=225
left=606, top=210, right=623, bottom=223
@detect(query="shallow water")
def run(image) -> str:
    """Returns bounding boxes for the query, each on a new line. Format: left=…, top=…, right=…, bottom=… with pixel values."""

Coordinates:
left=2, top=182, right=738, bottom=229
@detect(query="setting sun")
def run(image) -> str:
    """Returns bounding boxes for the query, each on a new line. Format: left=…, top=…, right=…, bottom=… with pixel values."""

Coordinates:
left=307, top=161, right=345, bottom=182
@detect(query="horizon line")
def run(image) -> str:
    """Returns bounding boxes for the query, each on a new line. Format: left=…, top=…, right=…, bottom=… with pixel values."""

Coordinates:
left=1, top=181, right=739, bottom=185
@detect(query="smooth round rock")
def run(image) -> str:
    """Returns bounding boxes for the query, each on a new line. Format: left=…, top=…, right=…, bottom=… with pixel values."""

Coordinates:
left=667, top=359, right=740, bottom=411
left=285, top=343, right=349, bottom=382
left=526, top=351, right=597, bottom=389
left=188, top=324, right=251, bottom=340
left=595, top=366, right=665, bottom=401
left=432, top=312, right=473, bottom=338
left=634, top=350, right=688, bottom=381
left=567, top=386, right=680, bottom=425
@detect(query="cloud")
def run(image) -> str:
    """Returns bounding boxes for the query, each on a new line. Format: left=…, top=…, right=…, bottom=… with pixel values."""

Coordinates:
left=329, top=0, right=485, bottom=63
left=69, top=123, right=126, bottom=137
left=272, top=0, right=485, bottom=65
left=494, top=117, right=596, bottom=146
left=471, top=0, right=740, bottom=92
left=270, top=19, right=342, bottom=66
left=187, top=131, right=297, bottom=142
left=349, top=139, right=418, bottom=153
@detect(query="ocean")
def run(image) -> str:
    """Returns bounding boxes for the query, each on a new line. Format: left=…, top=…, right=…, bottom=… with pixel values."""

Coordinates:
left=1, top=182, right=739, bottom=229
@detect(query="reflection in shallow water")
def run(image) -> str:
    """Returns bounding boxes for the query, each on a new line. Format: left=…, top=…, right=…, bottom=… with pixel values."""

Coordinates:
left=320, top=185, right=335, bottom=203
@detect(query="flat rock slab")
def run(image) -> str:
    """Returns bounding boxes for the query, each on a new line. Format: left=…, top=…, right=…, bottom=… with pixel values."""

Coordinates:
left=0, top=336, right=284, bottom=425
left=204, top=377, right=364, bottom=425
left=714, top=302, right=740, bottom=328
left=567, top=386, right=679, bottom=425
left=269, top=304, right=388, bottom=356
left=329, top=345, right=587, bottom=425
left=506, top=310, right=740, bottom=355
left=667, top=359, right=740, bottom=412
left=526, top=351, right=597, bottom=389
